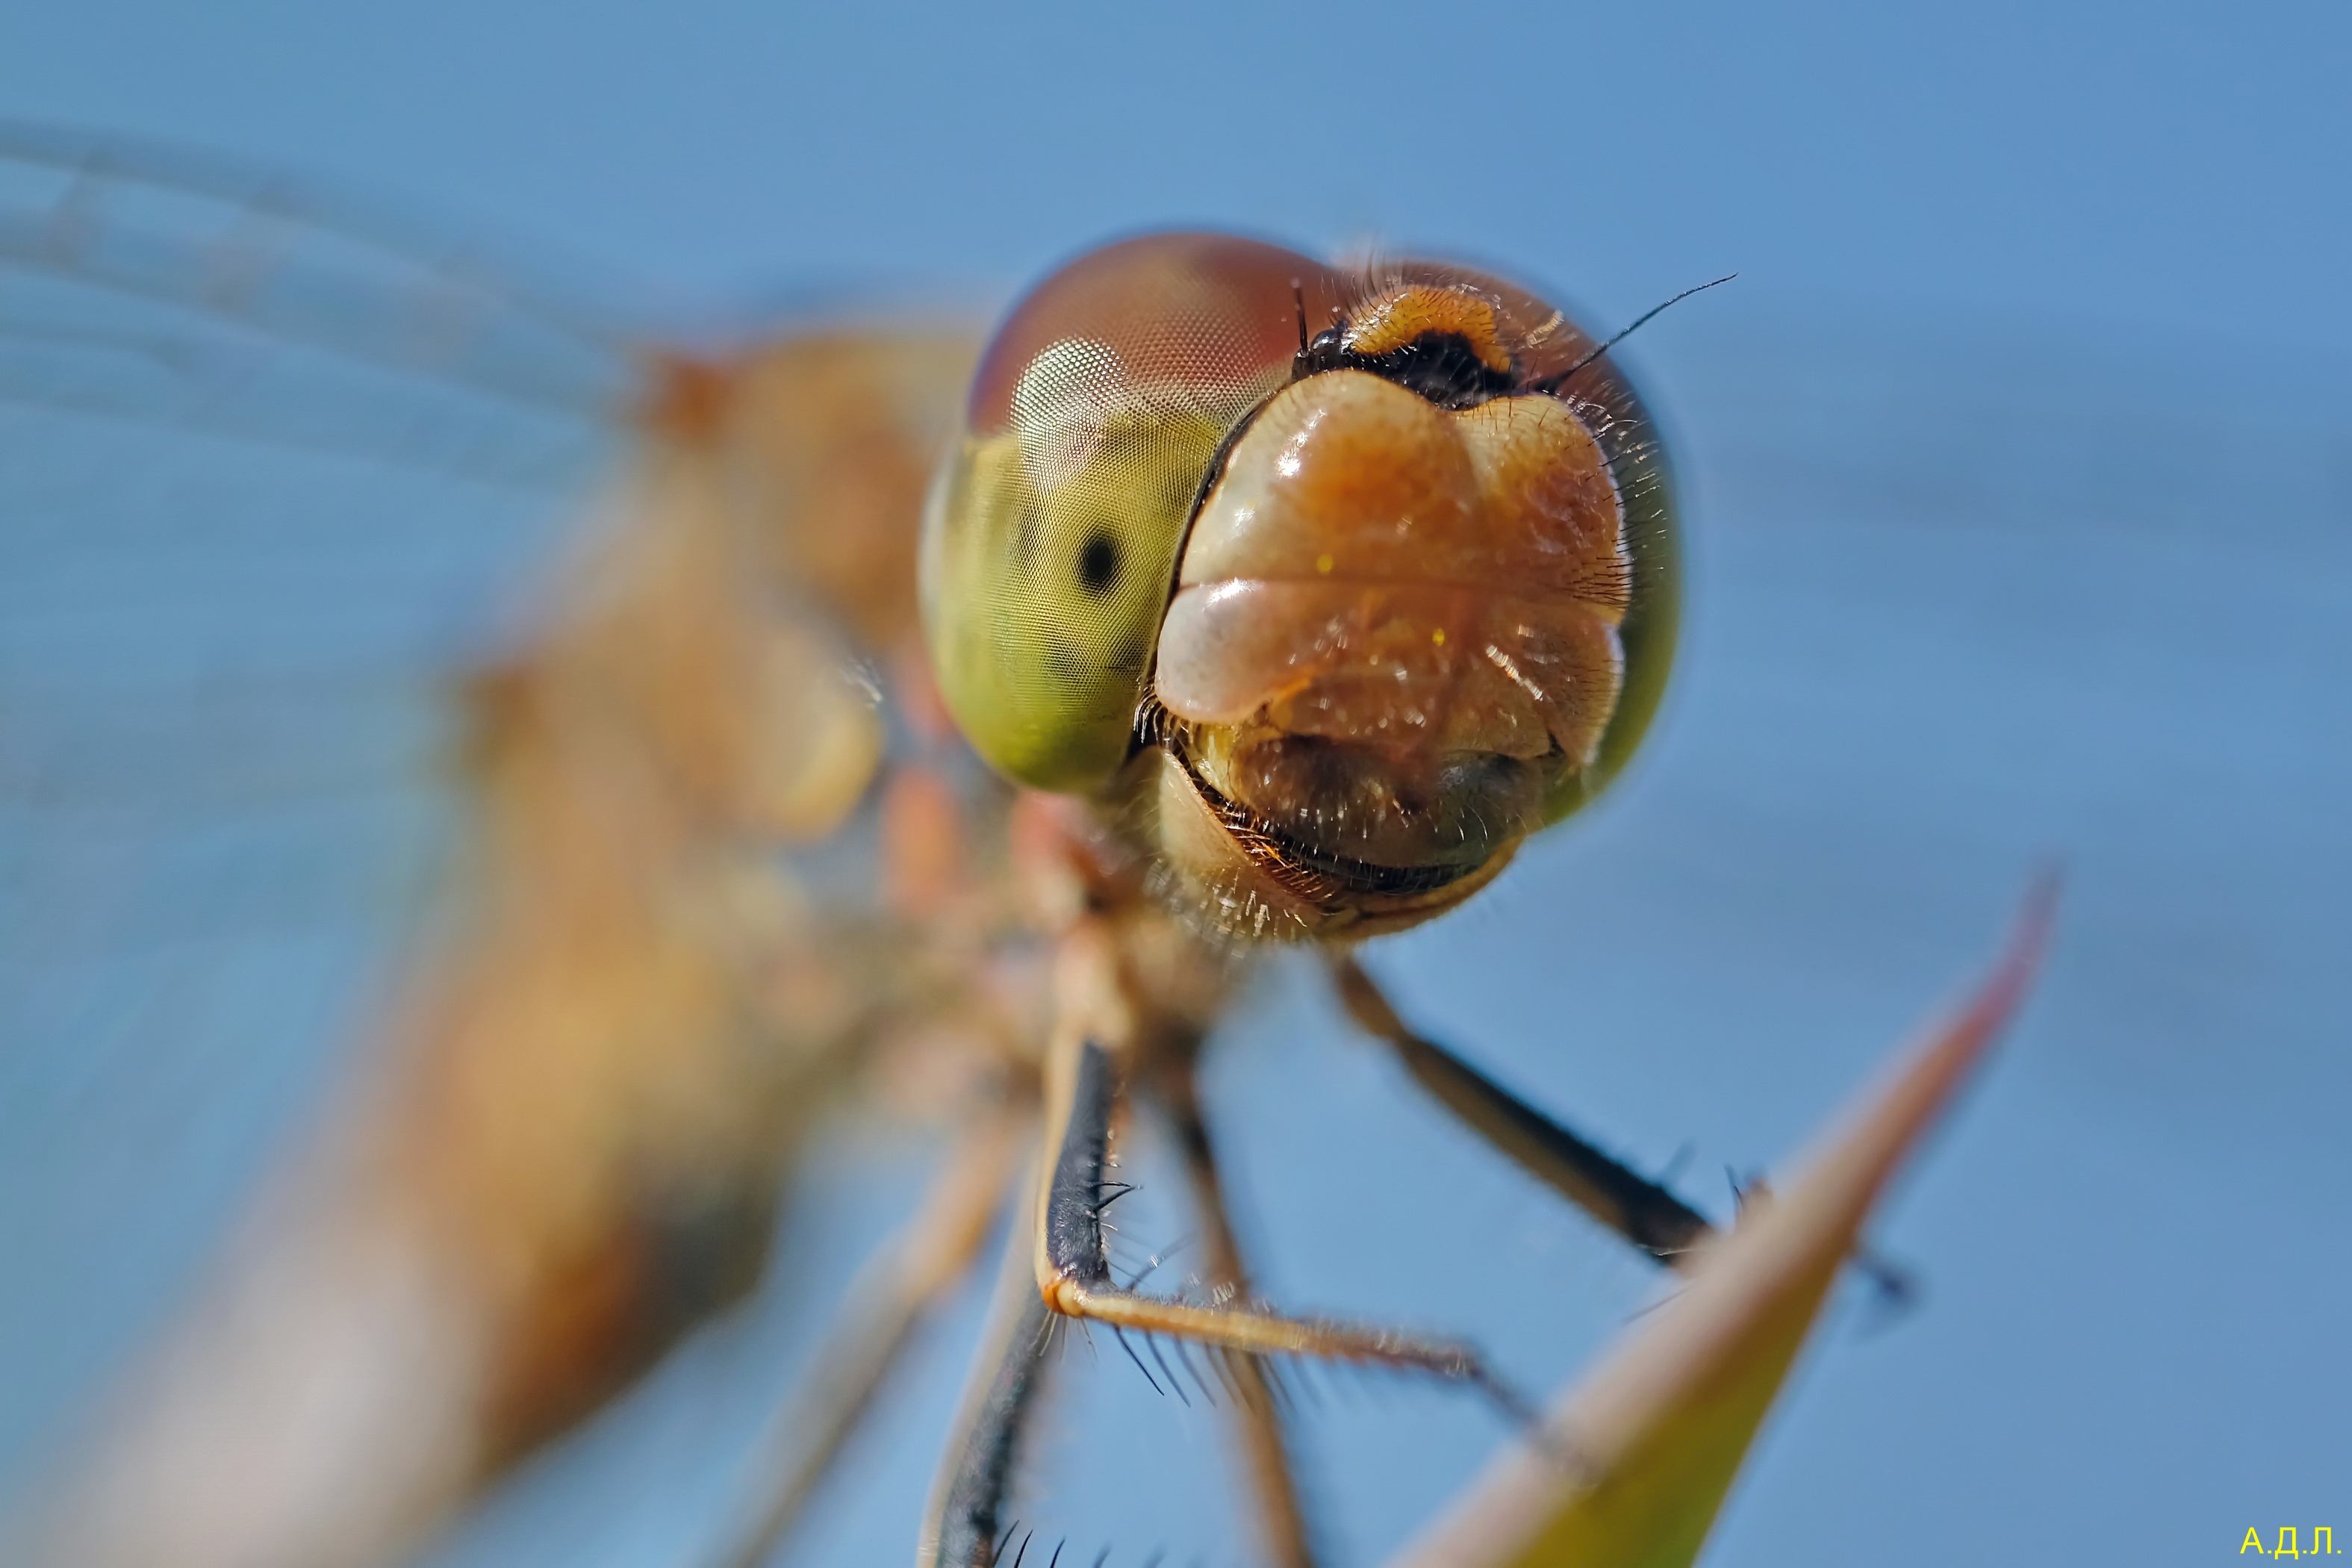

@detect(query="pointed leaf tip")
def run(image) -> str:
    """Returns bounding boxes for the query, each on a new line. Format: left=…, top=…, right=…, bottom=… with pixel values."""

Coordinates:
left=1387, top=879, right=2056, bottom=1568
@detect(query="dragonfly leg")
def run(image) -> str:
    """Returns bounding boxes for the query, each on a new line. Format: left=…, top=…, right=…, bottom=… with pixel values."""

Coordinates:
left=1329, top=956, right=1925, bottom=1307
left=1326, top=953, right=1716, bottom=1269
left=921, top=1177, right=1057, bottom=1568
left=1032, top=1025, right=1535, bottom=1426
left=1151, top=1070, right=1320, bottom=1568
left=715, top=1099, right=1027, bottom=1568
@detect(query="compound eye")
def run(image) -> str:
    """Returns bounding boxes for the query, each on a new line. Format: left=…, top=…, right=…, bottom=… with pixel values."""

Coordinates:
left=921, top=234, right=1350, bottom=792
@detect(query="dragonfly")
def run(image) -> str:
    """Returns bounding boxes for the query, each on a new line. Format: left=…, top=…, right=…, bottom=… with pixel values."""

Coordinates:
left=0, top=122, right=1808, bottom=1568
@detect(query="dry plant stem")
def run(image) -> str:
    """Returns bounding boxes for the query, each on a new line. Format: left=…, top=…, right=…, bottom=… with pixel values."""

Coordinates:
left=1157, top=1075, right=1321, bottom=1568
left=715, top=1101, right=1028, bottom=1568
left=1329, top=955, right=1715, bottom=1267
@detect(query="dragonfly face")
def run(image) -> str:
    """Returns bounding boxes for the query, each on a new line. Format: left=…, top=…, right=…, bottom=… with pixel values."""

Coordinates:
left=923, top=234, right=1679, bottom=939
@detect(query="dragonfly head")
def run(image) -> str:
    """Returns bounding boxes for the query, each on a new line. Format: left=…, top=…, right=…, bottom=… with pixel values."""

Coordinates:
left=924, top=235, right=1680, bottom=941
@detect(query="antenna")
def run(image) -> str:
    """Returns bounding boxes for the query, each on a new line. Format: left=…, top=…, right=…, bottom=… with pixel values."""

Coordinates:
left=1534, top=273, right=1736, bottom=395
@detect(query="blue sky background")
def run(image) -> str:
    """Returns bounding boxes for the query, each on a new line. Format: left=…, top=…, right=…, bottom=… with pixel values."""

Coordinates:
left=0, top=3, right=2346, bottom=1567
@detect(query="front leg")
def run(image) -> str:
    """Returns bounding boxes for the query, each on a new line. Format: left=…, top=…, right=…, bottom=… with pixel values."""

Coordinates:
left=1329, top=953, right=1918, bottom=1304
left=1035, top=1034, right=1527, bottom=1412
left=1028, top=924, right=1532, bottom=1422
left=1328, top=953, right=1713, bottom=1267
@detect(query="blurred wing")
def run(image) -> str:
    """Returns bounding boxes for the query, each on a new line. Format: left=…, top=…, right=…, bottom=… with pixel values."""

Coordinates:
left=0, top=125, right=982, bottom=1568
left=0, top=116, right=627, bottom=477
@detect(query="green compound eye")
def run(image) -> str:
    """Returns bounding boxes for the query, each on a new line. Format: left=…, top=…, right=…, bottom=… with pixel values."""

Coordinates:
left=922, top=404, right=1227, bottom=791
left=921, top=234, right=1323, bottom=793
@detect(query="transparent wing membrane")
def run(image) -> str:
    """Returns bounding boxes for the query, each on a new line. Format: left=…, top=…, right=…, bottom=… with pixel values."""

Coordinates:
left=0, top=119, right=627, bottom=485
left=0, top=119, right=626, bottom=399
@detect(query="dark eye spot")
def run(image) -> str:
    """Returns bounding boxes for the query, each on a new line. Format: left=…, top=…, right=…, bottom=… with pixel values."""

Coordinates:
left=1077, top=531, right=1121, bottom=595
